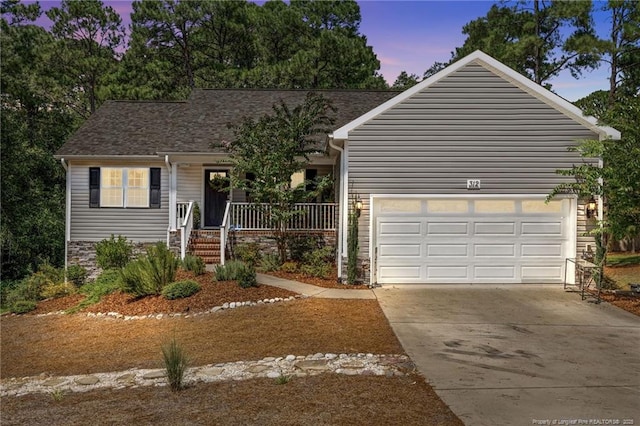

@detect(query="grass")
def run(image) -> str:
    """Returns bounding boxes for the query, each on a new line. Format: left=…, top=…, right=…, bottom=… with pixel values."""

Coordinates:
left=604, top=252, right=640, bottom=290
left=607, top=253, right=640, bottom=267
left=65, top=269, right=121, bottom=314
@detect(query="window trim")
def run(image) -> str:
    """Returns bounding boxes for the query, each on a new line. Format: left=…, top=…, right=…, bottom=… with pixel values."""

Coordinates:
left=92, top=167, right=159, bottom=209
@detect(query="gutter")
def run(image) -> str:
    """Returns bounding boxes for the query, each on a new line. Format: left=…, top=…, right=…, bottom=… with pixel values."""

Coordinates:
left=328, top=135, right=347, bottom=281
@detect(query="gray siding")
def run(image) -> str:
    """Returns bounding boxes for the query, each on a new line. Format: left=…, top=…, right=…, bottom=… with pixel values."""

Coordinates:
left=176, top=165, right=202, bottom=204
left=348, top=61, right=599, bottom=256
left=70, top=161, right=169, bottom=242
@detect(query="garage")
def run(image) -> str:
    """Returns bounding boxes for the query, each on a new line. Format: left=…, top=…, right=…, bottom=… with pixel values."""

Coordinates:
left=373, top=197, right=574, bottom=284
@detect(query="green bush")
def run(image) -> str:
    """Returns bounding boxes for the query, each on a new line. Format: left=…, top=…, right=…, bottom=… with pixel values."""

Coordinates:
left=11, top=300, right=37, bottom=314
left=303, top=246, right=334, bottom=266
left=260, top=253, right=281, bottom=272
left=146, top=242, right=179, bottom=289
left=41, top=282, right=76, bottom=299
left=237, top=265, right=258, bottom=288
left=213, top=260, right=246, bottom=282
left=121, top=243, right=179, bottom=297
left=287, top=235, right=318, bottom=262
left=162, top=337, right=188, bottom=392
left=37, top=262, right=65, bottom=284
left=0, top=280, right=21, bottom=309
left=162, top=280, right=201, bottom=300
left=235, top=243, right=262, bottom=267
left=66, top=269, right=122, bottom=313
left=19, top=272, right=52, bottom=302
left=66, top=264, right=87, bottom=287
left=280, top=261, right=298, bottom=273
left=96, top=235, right=132, bottom=269
left=300, top=263, right=330, bottom=279
left=182, top=255, right=205, bottom=276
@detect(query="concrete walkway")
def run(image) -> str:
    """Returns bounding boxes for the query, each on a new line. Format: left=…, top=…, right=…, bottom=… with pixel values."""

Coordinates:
left=374, top=285, right=640, bottom=426
left=257, top=273, right=375, bottom=299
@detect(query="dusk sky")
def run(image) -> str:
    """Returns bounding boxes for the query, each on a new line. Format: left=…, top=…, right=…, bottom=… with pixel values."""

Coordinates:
left=31, top=0, right=612, bottom=101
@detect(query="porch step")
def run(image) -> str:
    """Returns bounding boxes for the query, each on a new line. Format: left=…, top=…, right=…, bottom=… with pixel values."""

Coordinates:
left=188, top=230, right=222, bottom=264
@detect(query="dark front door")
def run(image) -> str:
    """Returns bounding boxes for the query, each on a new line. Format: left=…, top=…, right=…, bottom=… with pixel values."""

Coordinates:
left=204, top=170, right=228, bottom=227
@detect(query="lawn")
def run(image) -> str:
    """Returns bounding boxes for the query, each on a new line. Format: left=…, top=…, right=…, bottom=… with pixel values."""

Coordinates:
left=605, top=252, right=640, bottom=290
left=1, top=290, right=463, bottom=425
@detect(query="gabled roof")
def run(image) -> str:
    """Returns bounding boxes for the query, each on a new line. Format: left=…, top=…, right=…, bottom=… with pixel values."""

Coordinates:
left=56, top=89, right=400, bottom=157
left=331, top=50, right=620, bottom=140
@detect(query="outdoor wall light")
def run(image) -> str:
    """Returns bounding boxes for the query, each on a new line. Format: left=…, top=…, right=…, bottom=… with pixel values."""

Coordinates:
left=355, top=196, right=363, bottom=217
left=586, top=196, right=598, bottom=219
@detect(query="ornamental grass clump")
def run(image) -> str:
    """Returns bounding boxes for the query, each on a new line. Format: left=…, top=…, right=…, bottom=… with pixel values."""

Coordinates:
left=162, top=337, right=188, bottom=392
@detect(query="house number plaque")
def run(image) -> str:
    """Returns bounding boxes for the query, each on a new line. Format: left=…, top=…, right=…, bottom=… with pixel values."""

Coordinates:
left=467, top=179, right=481, bottom=190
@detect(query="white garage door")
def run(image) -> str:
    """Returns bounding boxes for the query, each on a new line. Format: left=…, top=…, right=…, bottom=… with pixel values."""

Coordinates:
left=374, top=198, right=573, bottom=284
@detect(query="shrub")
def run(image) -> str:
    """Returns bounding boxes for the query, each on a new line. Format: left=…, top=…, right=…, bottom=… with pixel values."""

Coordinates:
left=162, top=337, right=188, bottom=392
left=303, top=246, right=334, bottom=266
left=119, top=260, right=153, bottom=297
left=66, top=269, right=122, bottom=313
left=0, top=280, right=20, bottom=309
left=237, top=264, right=258, bottom=288
left=96, top=235, right=132, bottom=269
left=280, top=261, right=298, bottom=274
left=260, top=254, right=281, bottom=272
left=19, top=272, right=52, bottom=302
left=213, top=260, right=246, bottom=282
left=41, top=282, right=76, bottom=299
left=66, top=264, right=87, bottom=287
left=11, top=300, right=37, bottom=314
left=37, top=262, right=64, bottom=284
left=287, top=235, right=318, bottom=262
left=162, top=280, right=201, bottom=300
left=146, top=242, right=179, bottom=289
left=121, top=243, right=180, bottom=297
left=300, top=263, right=330, bottom=279
left=182, top=255, right=205, bottom=276
left=235, top=243, right=262, bottom=267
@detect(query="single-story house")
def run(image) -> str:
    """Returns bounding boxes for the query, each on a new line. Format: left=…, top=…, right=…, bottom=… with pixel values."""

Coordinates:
left=55, top=50, right=619, bottom=285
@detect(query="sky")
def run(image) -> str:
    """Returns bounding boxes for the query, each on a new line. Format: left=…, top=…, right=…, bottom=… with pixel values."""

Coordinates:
left=31, top=0, right=611, bottom=102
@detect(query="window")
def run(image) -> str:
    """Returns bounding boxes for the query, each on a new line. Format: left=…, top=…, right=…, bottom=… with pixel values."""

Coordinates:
left=90, top=167, right=160, bottom=208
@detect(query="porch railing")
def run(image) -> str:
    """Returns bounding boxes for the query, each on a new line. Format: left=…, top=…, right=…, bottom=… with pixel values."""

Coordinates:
left=219, top=201, right=232, bottom=266
left=176, top=201, right=190, bottom=230
left=179, top=201, right=194, bottom=260
left=228, top=203, right=337, bottom=231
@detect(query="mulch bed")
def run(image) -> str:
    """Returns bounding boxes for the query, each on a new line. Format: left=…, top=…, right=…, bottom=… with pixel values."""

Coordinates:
left=596, top=292, right=640, bottom=316
left=266, top=269, right=369, bottom=290
left=31, top=271, right=297, bottom=316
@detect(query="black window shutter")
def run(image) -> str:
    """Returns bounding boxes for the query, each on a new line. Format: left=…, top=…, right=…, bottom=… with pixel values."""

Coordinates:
left=89, top=167, right=100, bottom=208
left=149, top=168, right=161, bottom=208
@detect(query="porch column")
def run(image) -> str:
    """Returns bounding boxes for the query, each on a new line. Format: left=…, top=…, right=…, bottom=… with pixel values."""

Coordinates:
left=169, top=161, right=177, bottom=230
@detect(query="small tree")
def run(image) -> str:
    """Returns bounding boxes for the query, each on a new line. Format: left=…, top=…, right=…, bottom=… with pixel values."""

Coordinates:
left=221, top=93, right=335, bottom=262
left=346, top=197, right=359, bottom=284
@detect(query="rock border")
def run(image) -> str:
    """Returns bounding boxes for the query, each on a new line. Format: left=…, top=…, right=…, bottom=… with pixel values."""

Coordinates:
left=28, top=295, right=303, bottom=320
left=1, top=353, right=414, bottom=397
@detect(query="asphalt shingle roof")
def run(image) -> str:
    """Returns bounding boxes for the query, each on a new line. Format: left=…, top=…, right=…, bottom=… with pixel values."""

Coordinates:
left=57, top=89, right=400, bottom=156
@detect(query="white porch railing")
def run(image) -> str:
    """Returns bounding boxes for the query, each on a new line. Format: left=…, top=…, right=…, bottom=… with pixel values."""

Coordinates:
left=179, top=201, right=194, bottom=260
left=176, top=201, right=191, bottom=230
left=228, top=203, right=337, bottom=231
left=219, top=201, right=232, bottom=266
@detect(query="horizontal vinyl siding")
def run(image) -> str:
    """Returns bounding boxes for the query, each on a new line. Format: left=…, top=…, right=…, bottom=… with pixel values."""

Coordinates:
left=177, top=166, right=202, bottom=204
left=70, top=161, right=169, bottom=242
left=348, top=62, right=599, bottom=257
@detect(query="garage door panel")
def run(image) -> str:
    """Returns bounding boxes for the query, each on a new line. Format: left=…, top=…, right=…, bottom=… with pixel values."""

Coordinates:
left=379, top=221, right=422, bottom=235
left=474, top=222, right=516, bottom=235
left=427, top=244, right=468, bottom=257
left=379, top=266, right=422, bottom=279
left=474, top=244, right=515, bottom=257
left=521, top=244, right=563, bottom=257
left=379, top=244, right=421, bottom=257
left=426, top=266, right=468, bottom=279
left=521, top=265, right=563, bottom=280
left=427, top=222, right=468, bottom=235
left=521, top=222, right=562, bottom=236
left=474, top=265, right=516, bottom=279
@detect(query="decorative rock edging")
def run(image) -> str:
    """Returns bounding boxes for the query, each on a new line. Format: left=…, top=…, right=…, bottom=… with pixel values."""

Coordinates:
left=30, top=295, right=304, bottom=320
left=1, top=353, right=414, bottom=397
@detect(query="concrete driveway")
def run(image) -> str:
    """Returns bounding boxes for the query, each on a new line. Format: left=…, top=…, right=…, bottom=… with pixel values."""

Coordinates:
left=374, top=285, right=640, bottom=426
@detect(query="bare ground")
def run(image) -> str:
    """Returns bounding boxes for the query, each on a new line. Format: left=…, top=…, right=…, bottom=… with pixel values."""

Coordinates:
left=1, top=290, right=464, bottom=425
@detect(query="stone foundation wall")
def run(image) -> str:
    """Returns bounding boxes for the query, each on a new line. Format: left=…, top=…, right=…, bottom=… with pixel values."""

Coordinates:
left=227, top=230, right=336, bottom=260
left=168, top=230, right=181, bottom=255
left=67, top=240, right=165, bottom=280
left=340, top=256, right=370, bottom=285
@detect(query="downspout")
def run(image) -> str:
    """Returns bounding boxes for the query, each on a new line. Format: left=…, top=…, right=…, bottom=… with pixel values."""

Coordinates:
left=60, top=158, right=70, bottom=276
left=165, top=155, right=174, bottom=246
left=328, top=136, right=347, bottom=281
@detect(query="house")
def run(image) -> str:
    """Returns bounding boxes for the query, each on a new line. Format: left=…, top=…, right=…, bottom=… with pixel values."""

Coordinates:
left=55, top=50, right=619, bottom=285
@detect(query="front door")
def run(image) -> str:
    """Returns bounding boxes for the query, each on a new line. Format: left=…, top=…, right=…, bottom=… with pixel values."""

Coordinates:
left=204, top=170, right=228, bottom=227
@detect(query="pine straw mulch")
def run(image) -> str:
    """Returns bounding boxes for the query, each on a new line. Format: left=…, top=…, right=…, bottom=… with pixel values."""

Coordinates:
left=265, top=268, right=369, bottom=290
left=1, top=291, right=464, bottom=425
